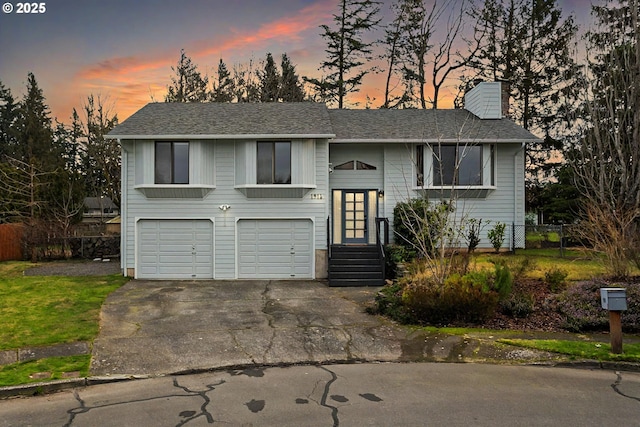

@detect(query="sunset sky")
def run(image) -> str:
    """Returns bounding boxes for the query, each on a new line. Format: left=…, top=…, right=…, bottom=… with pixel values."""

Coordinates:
left=0, top=0, right=591, bottom=123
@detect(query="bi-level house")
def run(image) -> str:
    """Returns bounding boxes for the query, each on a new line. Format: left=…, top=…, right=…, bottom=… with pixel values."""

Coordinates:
left=108, top=82, right=540, bottom=285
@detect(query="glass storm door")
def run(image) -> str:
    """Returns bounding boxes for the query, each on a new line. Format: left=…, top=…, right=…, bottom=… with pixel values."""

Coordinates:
left=343, top=191, right=368, bottom=244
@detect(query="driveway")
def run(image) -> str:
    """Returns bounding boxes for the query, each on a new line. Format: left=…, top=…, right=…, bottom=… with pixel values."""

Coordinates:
left=91, top=280, right=403, bottom=376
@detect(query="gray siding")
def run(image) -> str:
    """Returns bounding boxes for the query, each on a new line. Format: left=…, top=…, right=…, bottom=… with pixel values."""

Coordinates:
left=122, top=138, right=329, bottom=279
left=381, top=142, right=525, bottom=249
left=329, top=144, right=384, bottom=191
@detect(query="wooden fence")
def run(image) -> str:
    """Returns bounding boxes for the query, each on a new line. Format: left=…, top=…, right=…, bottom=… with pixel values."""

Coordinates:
left=0, top=223, right=24, bottom=261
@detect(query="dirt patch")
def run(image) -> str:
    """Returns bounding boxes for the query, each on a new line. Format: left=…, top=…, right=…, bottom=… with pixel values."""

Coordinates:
left=24, top=259, right=122, bottom=276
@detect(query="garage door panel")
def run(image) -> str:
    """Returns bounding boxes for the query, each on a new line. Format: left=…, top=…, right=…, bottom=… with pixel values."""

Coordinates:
left=238, top=219, right=313, bottom=279
left=137, top=219, right=213, bottom=279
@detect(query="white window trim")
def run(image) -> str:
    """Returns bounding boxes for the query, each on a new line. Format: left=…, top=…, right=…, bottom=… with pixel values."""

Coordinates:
left=413, top=143, right=496, bottom=190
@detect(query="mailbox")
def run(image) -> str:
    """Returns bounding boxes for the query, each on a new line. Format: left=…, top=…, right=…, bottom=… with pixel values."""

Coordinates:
left=601, top=288, right=627, bottom=311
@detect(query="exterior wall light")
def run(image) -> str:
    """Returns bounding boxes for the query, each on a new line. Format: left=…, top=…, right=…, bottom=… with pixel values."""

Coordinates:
left=219, top=204, right=231, bottom=211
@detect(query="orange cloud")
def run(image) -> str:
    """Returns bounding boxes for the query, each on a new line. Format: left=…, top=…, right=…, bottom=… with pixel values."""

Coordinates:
left=196, top=0, right=334, bottom=58
left=76, top=0, right=334, bottom=83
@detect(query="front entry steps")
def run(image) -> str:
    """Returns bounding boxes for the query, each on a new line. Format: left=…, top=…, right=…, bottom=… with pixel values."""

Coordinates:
left=328, top=245, right=384, bottom=287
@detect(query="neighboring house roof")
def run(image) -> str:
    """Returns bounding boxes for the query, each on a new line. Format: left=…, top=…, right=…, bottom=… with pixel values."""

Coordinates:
left=108, top=102, right=541, bottom=144
left=84, top=197, right=118, bottom=210
left=108, top=102, right=335, bottom=139
left=328, top=109, right=541, bottom=143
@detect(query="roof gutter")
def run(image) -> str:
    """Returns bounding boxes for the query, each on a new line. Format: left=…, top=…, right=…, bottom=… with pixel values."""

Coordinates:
left=107, top=133, right=336, bottom=140
left=330, top=138, right=542, bottom=144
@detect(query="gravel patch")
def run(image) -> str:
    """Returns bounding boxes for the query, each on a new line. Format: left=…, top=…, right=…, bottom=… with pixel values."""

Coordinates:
left=23, top=259, right=122, bottom=276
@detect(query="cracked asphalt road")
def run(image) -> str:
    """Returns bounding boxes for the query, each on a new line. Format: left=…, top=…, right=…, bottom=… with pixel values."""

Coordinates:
left=1, top=363, right=639, bottom=426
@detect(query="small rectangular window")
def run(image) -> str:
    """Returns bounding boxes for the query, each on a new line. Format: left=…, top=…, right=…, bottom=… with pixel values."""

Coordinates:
left=416, top=145, right=425, bottom=186
left=257, top=142, right=291, bottom=184
left=155, top=142, right=189, bottom=184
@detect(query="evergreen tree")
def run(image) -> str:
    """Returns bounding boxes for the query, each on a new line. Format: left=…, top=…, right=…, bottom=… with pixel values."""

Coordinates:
left=305, top=0, right=381, bottom=108
left=14, top=73, right=56, bottom=167
left=468, top=0, right=580, bottom=182
left=280, top=54, right=306, bottom=102
left=211, top=59, right=235, bottom=102
left=165, top=49, right=210, bottom=102
left=0, top=81, right=19, bottom=158
left=259, top=53, right=281, bottom=102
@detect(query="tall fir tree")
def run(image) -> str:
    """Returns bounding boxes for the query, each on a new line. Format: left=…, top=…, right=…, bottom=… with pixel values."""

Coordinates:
left=165, top=49, right=210, bottom=102
left=259, top=53, right=281, bottom=102
left=280, top=54, right=306, bottom=102
left=468, top=0, right=580, bottom=184
left=305, top=0, right=381, bottom=108
left=211, top=59, right=235, bottom=102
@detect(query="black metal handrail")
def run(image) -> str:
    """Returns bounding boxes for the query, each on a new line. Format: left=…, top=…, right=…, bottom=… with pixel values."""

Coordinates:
left=375, top=217, right=390, bottom=282
left=327, top=216, right=331, bottom=259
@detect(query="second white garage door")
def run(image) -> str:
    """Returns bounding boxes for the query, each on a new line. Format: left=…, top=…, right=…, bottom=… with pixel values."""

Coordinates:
left=237, top=219, right=313, bottom=279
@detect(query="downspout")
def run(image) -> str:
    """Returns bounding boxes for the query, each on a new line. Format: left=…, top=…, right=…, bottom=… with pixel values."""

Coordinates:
left=120, top=140, right=127, bottom=276
left=514, top=142, right=525, bottom=250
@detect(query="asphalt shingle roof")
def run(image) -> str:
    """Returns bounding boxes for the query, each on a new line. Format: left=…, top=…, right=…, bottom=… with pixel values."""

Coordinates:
left=328, top=109, right=540, bottom=142
left=108, top=102, right=540, bottom=143
left=108, top=102, right=335, bottom=138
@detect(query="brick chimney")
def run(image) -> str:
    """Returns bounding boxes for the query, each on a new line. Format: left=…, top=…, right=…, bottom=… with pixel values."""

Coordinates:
left=499, top=79, right=510, bottom=119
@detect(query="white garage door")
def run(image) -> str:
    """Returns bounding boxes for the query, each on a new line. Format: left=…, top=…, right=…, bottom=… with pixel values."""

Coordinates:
left=238, top=219, right=313, bottom=279
left=137, top=219, right=213, bottom=279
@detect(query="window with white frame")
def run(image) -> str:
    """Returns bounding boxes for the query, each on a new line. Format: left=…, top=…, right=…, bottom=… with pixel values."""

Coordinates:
left=155, top=142, right=189, bottom=184
left=416, top=144, right=492, bottom=187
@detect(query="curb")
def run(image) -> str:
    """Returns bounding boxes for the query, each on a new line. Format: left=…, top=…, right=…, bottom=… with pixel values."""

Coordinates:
left=0, top=375, right=152, bottom=399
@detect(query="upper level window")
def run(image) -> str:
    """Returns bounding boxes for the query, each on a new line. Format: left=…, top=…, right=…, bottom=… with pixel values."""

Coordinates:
left=155, top=142, right=189, bottom=184
left=257, top=141, right=291, bottom=184
left=433, top=145, right=482, bottom=186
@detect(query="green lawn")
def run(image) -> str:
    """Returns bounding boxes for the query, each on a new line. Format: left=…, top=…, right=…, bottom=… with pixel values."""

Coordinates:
left=0, top=262, right=129, bottom=350
left=474, top=248, right=613, bottom=281
left=0, top=261, right=128, bottom=387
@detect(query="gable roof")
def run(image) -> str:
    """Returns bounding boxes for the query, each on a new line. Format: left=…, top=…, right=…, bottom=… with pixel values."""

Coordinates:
left=108, top=102, right=335, bottom=139
left=84, top=197, right=118, bottom=210
left=109, top=102, right=541, bottom=143
left=328, top=109, right=541, bottom=143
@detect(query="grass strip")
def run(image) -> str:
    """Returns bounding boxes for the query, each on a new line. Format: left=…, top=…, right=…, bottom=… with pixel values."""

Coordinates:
left=0, top=355, right=90, bottom=387
left=499, top=338, right=640, bottom=362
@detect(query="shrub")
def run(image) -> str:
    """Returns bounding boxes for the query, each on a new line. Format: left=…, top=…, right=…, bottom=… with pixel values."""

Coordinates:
left=392, top=199, right=452, bottom=258
left=544, top=267, right=569, bottom=292
left=500, top=293, right=535, bottom=318
left=368, top=282, right=413, bottom=323
left=465, top=218, right=483, bottom=253
left=400, top=271, right=501, bottom=325
left=493, top=262, right=513, bottom=300
left=556, top=280, right=640, bottom=332
left=488, top=222, right=506, bottom=253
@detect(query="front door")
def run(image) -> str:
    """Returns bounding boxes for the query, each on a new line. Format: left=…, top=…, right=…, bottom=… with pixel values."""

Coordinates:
left=343, top=190, right=368, bottom=244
